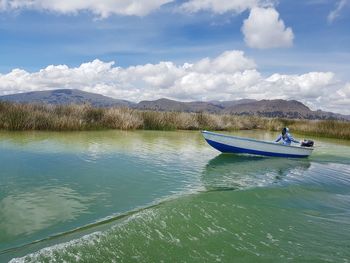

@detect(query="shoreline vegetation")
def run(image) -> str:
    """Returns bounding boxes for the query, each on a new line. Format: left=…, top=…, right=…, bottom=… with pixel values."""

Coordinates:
left=0, top=102, right=349, bottom=140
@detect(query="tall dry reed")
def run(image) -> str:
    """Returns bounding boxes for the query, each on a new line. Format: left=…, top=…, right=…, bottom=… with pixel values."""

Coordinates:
left=0, top=102, right=349, bottom=139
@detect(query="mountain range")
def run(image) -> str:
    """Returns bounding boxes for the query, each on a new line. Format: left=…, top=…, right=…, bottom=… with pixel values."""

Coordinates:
left=0, top=89, right=348, bottom=121
left=0, top=89, right=133, bottom=108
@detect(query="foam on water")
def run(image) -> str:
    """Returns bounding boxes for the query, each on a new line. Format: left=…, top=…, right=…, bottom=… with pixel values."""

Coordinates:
left=9, top=159, right=350, bottom=262
left=9, top=231, right=103, bottom=263
left=1, top=130, right=350, bottom=262
left=11, top=185, right=350, bottom=262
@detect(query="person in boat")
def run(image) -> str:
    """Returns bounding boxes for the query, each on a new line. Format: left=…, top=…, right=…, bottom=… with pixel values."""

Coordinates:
left=275, top=127, right=300, bottom=146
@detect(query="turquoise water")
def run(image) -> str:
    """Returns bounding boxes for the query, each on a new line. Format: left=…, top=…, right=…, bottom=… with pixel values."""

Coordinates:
left=0, top=130, right=349, bottom=262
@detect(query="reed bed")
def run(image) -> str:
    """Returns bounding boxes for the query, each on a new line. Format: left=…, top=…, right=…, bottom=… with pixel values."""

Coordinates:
left=0, top=102, right=349, bottom=139
left=288, top=119, right=350, bottom=140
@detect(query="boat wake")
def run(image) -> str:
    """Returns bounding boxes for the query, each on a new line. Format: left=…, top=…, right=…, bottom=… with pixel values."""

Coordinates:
left=5, top=154, right=350, bottom=263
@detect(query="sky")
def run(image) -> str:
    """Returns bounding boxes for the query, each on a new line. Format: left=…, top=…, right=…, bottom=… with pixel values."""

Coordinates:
left=0, top=0, right=350, bottom=114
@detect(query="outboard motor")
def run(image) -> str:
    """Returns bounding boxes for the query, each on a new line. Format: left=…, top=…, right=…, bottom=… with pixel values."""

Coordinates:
left=301, top=139, right=314, bottom=147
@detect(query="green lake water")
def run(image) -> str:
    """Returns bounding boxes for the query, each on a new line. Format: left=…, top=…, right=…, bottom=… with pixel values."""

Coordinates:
left=0, top=130, right=349, bottom=262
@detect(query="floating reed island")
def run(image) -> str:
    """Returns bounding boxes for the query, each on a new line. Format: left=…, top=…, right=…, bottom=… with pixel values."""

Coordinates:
left=0, top=102, right=349, bottom=139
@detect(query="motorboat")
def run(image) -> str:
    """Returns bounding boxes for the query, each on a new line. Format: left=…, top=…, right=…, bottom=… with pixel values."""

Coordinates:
left=202, top=131, right=313, bottom=158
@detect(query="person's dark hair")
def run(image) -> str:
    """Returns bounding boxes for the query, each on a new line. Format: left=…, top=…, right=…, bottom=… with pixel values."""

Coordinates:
left=282, top=127, right=287, bottom=136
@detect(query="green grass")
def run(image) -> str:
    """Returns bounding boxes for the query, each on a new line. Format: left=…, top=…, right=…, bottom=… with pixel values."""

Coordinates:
left=0, top=102, right=349, bottom=139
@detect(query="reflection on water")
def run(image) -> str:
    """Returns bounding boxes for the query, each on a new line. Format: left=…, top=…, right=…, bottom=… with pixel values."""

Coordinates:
left=0, top=130, right=208, bottom=156
left=9, top=158, right=350, bottom=263
left=0, top=187, right=91, bottom=240
left=0, top=130, right=350, bottom=262
left=0, top=130, right=213, bottom=255
left=202, top=154, right=311, bottom=191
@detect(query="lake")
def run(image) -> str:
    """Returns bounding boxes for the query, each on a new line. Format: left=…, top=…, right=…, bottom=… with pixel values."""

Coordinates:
left=1, top=130, right=350, bottom=262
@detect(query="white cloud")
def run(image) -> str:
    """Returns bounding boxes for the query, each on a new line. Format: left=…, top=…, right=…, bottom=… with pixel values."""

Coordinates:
left=181, top=0, right=259, bottom=14
left=181, top=1, right=294, bottom=49
left=1, top=0, right=294, bottom=50
left=1, top=50, right=348, bottom=114
left=191, top=50, right=256, bottom=73
left=180, top=0, right=277, bottom=14
left=252, top=72, right=337, bottom=106
left=242, top=7, right=294, bottom=49
left=0, top=0, right=279, bottom=17
left=0, top=0, right=173, bottom=17
left=337, top=82, right=350, bottom=98
left=328, top=0, right=348, bottom=23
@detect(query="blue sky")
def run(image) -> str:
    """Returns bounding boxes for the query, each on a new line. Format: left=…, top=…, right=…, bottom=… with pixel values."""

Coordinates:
left=0, top=0, right=349, bottom=113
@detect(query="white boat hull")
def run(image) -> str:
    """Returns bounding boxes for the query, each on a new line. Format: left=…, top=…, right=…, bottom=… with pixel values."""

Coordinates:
left=202, top=131, right=313, bottom=158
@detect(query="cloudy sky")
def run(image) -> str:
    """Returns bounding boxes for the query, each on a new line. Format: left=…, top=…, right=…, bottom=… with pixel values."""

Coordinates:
left=0, top=0, right=350, bottom=114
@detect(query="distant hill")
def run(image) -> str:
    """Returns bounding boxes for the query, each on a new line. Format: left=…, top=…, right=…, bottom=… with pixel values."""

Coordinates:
left=137, top=98, right=224, bottom=113
left=0, top=89, right=134, bottom=107
left=222, top=99, right=349, bottom=120
left=136, top=98, right=349, bottom=120
left=224, top=99, right=313, bottom=118
left=0, top=89, right=349, bottom=121
left=136, top=99, right=260, bottom=113
left=210, top=99, right=257, bottom=108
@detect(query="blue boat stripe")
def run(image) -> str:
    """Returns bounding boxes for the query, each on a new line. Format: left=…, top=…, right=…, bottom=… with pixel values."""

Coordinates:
left=205, top=139, right=309, bottom=158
